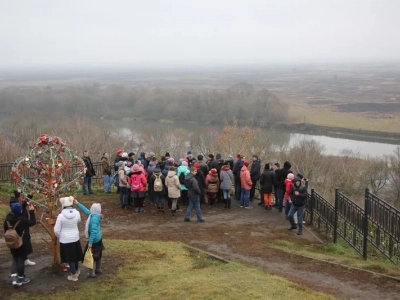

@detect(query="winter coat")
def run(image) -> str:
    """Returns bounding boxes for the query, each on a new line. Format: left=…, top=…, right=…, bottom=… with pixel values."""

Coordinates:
left=225, top=157, right=234, bottom=170
left=165, top=170, right=181, bottom=198
left=76, top=203, right=102, bottom=245
left=101, top=157, right=111, bottom=175
left=284, top=178, right=293, bottom=201
left=118, top=169, right=128, bottom=187
left=54, top=207, right=81, bottom=244
left=114, top=155, right=121, bottom=172
left=233, top=160, right=244, bottom=179
left=184, top=173, right=201, bottom=199
left=220, top=167, right=234, bottom=190
left=290, top=178, right=307, bottom=206
left=250, top=160, right=261, bottom=182
left=138, top=152, right=147, bottom=169
left=3, top=210, right=36, bottom=257
left=198, top=161, right=209, bottom=178
left=128, top=170, right=147, bottom=193
left=149, top=171, right=166, bottom=195
left=147, top=162, right=156, bottom=179
left=177, top=165, right=190, bottom=191
left=205, top=173, right=219, bottom=193
left=275, top=161, right=292, bottom=189
left=186, top=155, right=197, bottom=168
left=195, top=169, right=206, bottom=190
left=260, top=169, right=274, bottom=193
left=162, top=163, right=173, bottom=177
left=240, top=165, right=252, bottom=190
left=83, top=156, right=95, bottom=177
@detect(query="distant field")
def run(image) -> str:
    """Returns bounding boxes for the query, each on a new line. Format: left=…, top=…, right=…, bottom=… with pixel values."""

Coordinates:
left=288, top=102, right=400, bottom=133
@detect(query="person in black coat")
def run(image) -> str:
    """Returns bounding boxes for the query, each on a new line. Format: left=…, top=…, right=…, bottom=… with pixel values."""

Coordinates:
left=82, top=150, right=96, bottom=195
left=275, top=161, right=292, bottom=212
left=4, top=202, right=36, bottom=286
left=197, top=155, right=209, bottom=178
left=250, top=155, right=261, bottom=201
left=233, top=155, right=244, bottom=200
left=259, top=163, right=275, bottom=210
left=193, top=163, right=206, bottom=204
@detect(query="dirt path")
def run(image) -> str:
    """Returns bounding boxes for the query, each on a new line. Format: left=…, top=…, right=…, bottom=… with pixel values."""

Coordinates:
left=1, top=195, right=399, bottom=299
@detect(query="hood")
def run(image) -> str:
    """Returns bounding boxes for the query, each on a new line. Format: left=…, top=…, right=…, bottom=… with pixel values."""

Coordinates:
left=293, top=177, right=302, bottom=186
left=216, top=153, right=222, bottom=160
left=167, top=170, right=176, bottom=178
left=61, top=207, right=78, bottom=219
left=178, top=165, right=189, bottom=172
left=90, top=203, right=101, bottom=215
left=208, top=173, right=218, bottom=180
left=131, top=170, right=143, bottom=175
left=148, top=161, right=156, bottom=171
left=241, top=165, right=248, bottom=172
left=283, top=161, right=292, bottom=169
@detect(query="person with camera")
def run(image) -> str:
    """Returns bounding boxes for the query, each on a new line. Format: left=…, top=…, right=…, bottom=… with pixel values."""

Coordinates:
left=4, top=200, right=36, bottom=286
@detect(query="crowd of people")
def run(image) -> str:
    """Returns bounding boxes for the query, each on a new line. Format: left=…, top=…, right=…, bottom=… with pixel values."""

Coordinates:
left=3, top=149, right=308, bottom=287
left=92, top=149, right=308, bottom=227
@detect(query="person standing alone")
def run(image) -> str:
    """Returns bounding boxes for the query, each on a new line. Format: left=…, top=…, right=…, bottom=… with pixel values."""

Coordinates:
left=101, top=152, right=112, bottom=193
left=82, top=150, right=96, bottom=195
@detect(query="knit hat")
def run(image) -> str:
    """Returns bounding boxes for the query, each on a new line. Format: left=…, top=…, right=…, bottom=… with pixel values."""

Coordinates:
left=244, top=161, right=250, bottom=167
left=181, top=161, right=188, bottom=166
left=125, top=161, right=133, bottom=167
left=297, top=173, right=304, bottom=179
left=210, top=168, right=217, bottom=175
left=117, top=161, right=125, bottom=168
left=154, top=168, right=161, bottom=173
left=187, top=150, right=192, bottom=155
left=193, top=163, right=201, bottom=169
left=132, top=164, right=140, bottom=171
left=183, top=158, right=188, bottom=163
left=117, top=149, right=123, bottom=156
left=167, top=157, right=175, bottom=163
left=59, top=196, right=74, bottom=208
left=287, top=173, right=295, bottom=180
left=165, top=152, right=170, bottom=157
left=121, top=152, right=128, bottom=158
left=149, top=151, right=155, bottom=157
left=128, top=152, right=135, bottom=157
left=10, top=203, right=22, bottom=214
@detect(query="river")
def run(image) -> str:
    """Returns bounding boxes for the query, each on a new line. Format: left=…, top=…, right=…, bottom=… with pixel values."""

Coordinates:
left=115, top=120, right=399, bottom=158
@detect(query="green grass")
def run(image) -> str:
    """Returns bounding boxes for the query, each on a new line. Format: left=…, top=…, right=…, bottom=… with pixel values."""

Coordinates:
left=268, top=239, right=400, bottom=278
left=14, top=240, right=335, bottom=300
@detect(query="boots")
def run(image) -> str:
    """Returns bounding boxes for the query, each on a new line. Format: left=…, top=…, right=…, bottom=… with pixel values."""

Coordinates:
left=95, top=259, right=103, bottom=274
left=227, top=198, right=231, bottom=209
left=171, top=210, right=176, bottom=216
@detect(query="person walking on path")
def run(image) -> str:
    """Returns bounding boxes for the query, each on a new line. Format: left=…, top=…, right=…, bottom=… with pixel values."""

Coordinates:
left=288, top=177, right=307, bottom=235
left=183, top=167, right=205, bottom=222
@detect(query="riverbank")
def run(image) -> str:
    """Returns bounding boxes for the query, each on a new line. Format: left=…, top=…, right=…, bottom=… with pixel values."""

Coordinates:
left=273, top=123, right=400, bottom=145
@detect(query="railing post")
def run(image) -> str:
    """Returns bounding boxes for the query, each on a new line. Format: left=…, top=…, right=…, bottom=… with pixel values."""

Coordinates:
left=310, top=189, right=314, bottom=225
left=333, top=188, right=339, bottom=244
left=363, top=188, right=370, bottom=260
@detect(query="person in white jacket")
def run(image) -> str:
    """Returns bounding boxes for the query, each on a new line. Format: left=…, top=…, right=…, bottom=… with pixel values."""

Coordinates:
left=54, top=196, right=83, bottom=282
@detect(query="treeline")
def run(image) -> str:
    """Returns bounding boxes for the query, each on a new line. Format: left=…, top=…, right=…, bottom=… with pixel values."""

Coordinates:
left=0, top=82, right=288, bottom=126
left=1, top=114, right=399, bottom=208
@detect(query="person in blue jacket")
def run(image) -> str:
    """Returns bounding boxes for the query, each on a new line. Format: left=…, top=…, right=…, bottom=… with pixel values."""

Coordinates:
left=74, top=198, right=104, bottom=278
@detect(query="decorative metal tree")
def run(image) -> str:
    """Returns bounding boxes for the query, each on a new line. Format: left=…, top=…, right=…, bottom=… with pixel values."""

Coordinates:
left=12, top=134, right=85, bottom=265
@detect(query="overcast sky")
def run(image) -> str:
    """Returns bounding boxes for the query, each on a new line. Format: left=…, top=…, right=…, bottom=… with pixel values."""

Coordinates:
left=1, top=0, right=399, bottom=67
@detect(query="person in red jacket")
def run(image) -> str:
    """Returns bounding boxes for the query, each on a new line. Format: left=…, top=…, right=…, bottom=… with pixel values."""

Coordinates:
left=128, top=164, right=148, bottom=213
left=284, top=173, right=295, bottom=218
left=240, top=161, right=253, bottom=208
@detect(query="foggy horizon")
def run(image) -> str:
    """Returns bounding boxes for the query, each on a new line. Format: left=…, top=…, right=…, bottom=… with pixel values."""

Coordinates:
left=1, top=0, right=400, bottom=68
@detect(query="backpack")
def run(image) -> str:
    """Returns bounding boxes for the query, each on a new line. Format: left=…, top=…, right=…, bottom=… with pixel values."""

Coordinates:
left=130, top=175, right=143, bottom=192
left=4, top=220, right=23, bottom=249
left=179, top=172, right=186, bottom=184
left=153, top=174, right=163, bottom=192
left=113, top=173, right=119, bottom=187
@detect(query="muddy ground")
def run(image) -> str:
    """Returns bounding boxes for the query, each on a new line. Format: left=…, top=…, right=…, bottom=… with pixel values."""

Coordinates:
left=1, top=194, right=399, bottom=300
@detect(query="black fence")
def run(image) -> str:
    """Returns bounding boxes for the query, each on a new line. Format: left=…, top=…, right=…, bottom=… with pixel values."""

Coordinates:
left=306, top=188, right=400, bottom=264
left=0, top=162, right=105, bottom=187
